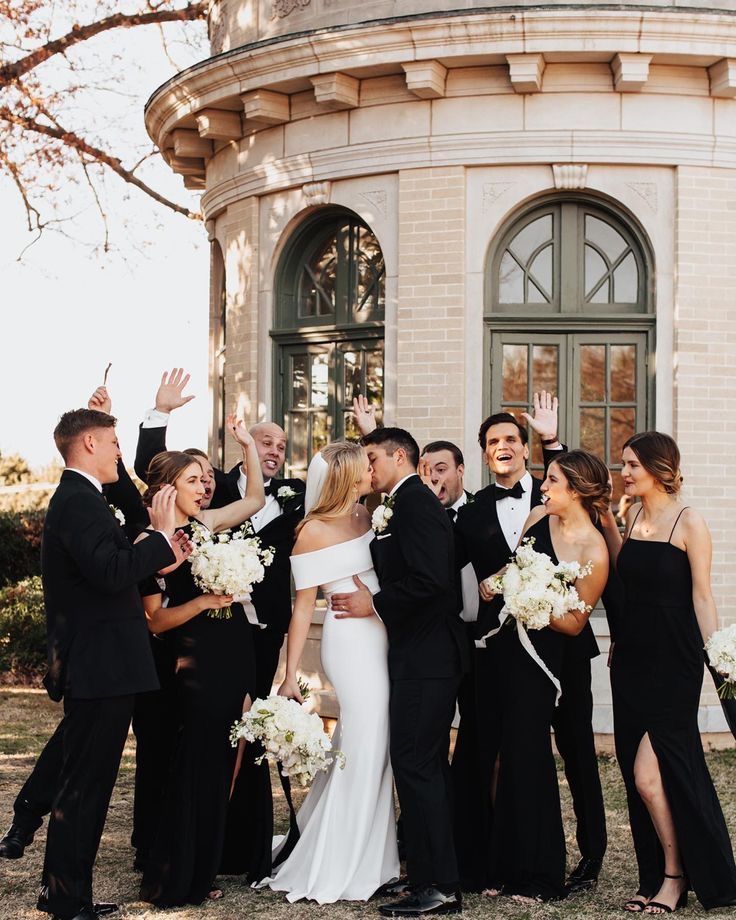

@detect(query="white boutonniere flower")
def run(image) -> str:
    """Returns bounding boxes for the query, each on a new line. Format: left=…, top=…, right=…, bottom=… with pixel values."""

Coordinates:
left=277, top=485, right=297, bottom=502
left=109, top=504, right=125, bottom=526
left=371, top=494, right=395, bottom=534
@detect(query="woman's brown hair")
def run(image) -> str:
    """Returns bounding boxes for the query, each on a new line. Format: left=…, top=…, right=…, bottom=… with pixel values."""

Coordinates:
left=143, top=451, right=203, bottom=506
left=550, top=449, right=611, bottom=522
left=622, top=431, right=683, bottom=495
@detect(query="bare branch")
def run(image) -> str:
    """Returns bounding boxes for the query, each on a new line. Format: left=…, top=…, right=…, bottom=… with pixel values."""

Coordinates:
left=0, top=2, right=208, bottom=87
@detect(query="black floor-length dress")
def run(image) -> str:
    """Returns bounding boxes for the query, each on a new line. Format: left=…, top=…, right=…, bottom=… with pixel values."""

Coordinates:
left=612, top=508, right=736, bottom=909
left=488, top=515, right=567, bottom=900
left=140, top=522, right=261, bottom=907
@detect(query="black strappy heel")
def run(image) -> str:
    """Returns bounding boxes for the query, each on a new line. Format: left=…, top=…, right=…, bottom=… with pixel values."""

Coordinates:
left=644, top=874, right=688, bottom=914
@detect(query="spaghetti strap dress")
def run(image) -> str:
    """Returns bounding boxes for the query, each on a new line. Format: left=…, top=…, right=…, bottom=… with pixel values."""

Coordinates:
left=487, top=515, right=567, bottom=900
left=612, top=507, right=736, bottom=909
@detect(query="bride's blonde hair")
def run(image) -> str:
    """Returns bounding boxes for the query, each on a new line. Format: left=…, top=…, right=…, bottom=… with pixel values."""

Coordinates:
left=296, top=441, right=366, bottom=535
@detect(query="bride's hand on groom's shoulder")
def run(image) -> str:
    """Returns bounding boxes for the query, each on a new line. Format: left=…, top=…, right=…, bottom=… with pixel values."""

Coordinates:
left=278, top=676, right=304, bottom=704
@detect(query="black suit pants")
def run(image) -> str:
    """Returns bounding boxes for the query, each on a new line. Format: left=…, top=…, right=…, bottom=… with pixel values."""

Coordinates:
left=552, top=653, right=607, bottom=861
left=390, top=677, right=460, bottom=889
left=39, top=694, right=134, bottom=918
left=13, top=715, right=64, bottom=835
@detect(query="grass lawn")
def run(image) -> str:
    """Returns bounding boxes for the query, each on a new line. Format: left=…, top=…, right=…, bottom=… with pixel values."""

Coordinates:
left=1, top=688, right=735, bottom=919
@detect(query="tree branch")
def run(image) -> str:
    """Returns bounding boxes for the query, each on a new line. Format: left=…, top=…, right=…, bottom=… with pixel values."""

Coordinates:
left=0, top=2, right=208, bottom=86
left=0, top=106, right=202, bottom=220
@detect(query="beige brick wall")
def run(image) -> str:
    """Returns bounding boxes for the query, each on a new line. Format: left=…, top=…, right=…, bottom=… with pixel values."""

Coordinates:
left=221, top=198, right=261, bottom=472
left=395, top=167, right=466, bottom=448
left=675, top=165, right=736, bottom=629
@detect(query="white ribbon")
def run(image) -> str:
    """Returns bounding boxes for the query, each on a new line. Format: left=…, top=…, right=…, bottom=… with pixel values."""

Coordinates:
left=475, top=604, right=562, bottom=705
left=233, top=592, right=267, bottom=630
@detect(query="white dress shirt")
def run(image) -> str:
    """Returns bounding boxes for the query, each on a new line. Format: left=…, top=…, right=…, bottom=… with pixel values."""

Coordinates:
left=388, top=472, right=418, bottom=496
left=495, top=470, right=534, bottom=552
left=66, top=468, right=103, bottom=492
left=450, top=491, right=480, bottom=624
left=237, top=470, right=282, bottom=532
left=142, top=408, right=170, bottom=428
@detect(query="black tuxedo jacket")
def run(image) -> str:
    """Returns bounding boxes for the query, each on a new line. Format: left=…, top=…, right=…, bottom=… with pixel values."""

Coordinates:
left=41, top=470, right=175, bottom=702
left=371, top=475, right=468, bottom=681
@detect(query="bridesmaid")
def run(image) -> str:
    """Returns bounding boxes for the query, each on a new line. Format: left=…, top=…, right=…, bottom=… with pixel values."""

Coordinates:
left=606, top=431, right=736, bottom=913
left=482, top=450, right=610, bottom=901
left=138, top=417, right=266, bottom=907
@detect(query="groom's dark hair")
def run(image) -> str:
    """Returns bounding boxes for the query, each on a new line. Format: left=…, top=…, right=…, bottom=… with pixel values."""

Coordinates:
left=361, top=427, right=420, bottom=469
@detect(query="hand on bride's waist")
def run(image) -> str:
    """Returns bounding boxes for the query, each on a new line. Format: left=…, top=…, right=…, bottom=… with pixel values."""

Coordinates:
left=330, top=575, right=376, bottom=620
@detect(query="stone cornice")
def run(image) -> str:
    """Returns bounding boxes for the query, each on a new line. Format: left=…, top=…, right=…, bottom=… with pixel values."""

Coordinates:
left=145, top=8, right=736, bottom=151
left=199, top=129, right=736, bottom=218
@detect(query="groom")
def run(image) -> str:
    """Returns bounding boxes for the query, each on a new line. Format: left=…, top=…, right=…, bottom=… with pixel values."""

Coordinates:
left=331, top=427, right=466, bottom=917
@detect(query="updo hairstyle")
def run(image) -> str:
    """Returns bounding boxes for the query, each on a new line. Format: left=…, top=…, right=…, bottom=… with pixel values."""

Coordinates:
left=143, top=451, right=204, bottom=506
left=551, top=449, right=611, bottom=522
left=622, top=431, right=683, bottom=495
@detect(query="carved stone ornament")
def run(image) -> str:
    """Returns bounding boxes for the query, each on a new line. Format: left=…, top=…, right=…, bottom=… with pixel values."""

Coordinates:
left=482, top=182, right=515, bottom=213
left=272, top=0, right=311, bottom=18
left=552, top=164, right=588, bottom=190
left=627, top=182, right=658, bottom=213
left=360, top=189, right=388, bottom=216
left=303, top=181, right=331, bottom=206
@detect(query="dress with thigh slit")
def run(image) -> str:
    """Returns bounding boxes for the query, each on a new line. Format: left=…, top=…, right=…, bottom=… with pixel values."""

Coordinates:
left=612, top=507, right=736, bottom=909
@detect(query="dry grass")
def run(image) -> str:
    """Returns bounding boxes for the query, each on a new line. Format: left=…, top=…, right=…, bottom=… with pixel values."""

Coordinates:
left=1, top=688, right=735, bottom=919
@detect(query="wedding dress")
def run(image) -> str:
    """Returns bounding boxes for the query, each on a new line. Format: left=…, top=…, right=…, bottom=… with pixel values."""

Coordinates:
left=259, top=529, right=399, bottom=902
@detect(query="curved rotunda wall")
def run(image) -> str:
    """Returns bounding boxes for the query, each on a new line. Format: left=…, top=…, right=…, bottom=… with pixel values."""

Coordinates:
left=209, top=0, right=736, bottom=51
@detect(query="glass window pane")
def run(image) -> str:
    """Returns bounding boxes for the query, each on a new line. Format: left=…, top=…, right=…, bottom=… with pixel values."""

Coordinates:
left=528, top=280, right=547, bottom=304
left=311, top=413, right=329, bottom=455
left=291, top=354, right=308, bottom=410
left=344, top=412, right=360, bottom=441
left=585, top=245, right=608, bottom=301
left=290, top=413, right=308, bottom=472
left=310, top=353, right=329, bottom=408
left=532, top=344, right=558, bottom=395
left=509, top=214, right=553, bottom=264
left=502, top=344, right=528, bottom=402
left=613, top=251, right=638, bottom=303
left=343, top=350, right=361, bottom=404
left=529, top=245, right=552, bottom=299
left=610, top=471, right=626, bottom=509
left=499, top=251, right=523, bottom=303
left=611, top=344, right=636, bottom=402
left=354, top=227, right=386, bottom=318
left=580, top=407, right=605, bottom=454
left=610, top=408, right=636, bottom=464
left=580, top=345, right=606, bottom=402
left=586, top=215, right=626, bottom=261
left=298, top=235, right=338, bottom=318
left=366, top=349, right=383, bottom=405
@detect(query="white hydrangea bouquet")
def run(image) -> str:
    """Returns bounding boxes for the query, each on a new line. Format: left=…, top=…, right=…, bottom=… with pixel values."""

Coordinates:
left=189, top=521, right=274, bottom=619
left=705, top=624, right=736, bottom=699
left=230, top=695, right=346, bottom=786
left=489, top=536, right=593, bottom=631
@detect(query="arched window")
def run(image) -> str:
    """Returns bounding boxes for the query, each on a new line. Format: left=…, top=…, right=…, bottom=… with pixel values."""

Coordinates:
left=486, top=196, right=654, bottom=505
left=274, top=209, right=385, bottom=478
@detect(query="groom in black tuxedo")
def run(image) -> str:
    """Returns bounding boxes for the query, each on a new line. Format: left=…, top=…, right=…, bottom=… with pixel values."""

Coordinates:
left=34, top=408, right=181, bottom=920
left=331, top=428, right=467, bottom=917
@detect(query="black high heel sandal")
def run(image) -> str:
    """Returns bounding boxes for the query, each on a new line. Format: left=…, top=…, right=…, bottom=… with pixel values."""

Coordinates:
left=644, top=874, right=688, bottom=914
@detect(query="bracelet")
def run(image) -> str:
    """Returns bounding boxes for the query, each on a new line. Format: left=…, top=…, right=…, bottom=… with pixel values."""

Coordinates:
left=540, top=436, right=559, bottom=446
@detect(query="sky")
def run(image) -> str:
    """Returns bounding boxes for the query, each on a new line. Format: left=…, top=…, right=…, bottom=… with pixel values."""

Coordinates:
left=0, top=11, right=212, bottom=468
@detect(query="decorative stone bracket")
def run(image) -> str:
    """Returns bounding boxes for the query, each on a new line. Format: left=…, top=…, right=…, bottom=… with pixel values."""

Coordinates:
left=612, top=53, right=652, bottom=92
left=552, top=164, right=588, bottom=190
left=506, top=53, right=545, bottom=93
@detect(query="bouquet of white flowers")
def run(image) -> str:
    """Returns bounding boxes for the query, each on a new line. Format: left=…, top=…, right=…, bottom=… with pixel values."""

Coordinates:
left=230, top=695, right=346, bottom=786
left=189, top=521, right=274, bottom=619
left=489, top=536, right=593, bottom=631
left=705, top=624, right=736, bottom=700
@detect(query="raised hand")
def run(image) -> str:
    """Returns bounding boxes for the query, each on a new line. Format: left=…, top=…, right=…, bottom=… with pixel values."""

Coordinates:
left=521, top=390, right=559, bottom=442
left=352, top=394, right=378, bottom=436
left=155, top=368, right=195, bottom=413
left=418, top=456, right=442, bottom=498
left=88, top=386, right=112, bottom=415
left=148, top=484, right=178, bottom=535
left=158, top=529, right=194, bottom=574
left=226, top=413, right=255, bottom=450
left=277, top=675, right=305, bottom=704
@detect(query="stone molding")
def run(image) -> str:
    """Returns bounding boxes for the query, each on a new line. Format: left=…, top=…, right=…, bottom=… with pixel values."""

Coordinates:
left=271, top=0, right=311, bottom=19
left=552, top=163, right=588, bottom=190
left=709, top=58, right=736, bottom=97
left=302, top=180, right=331, bottom=205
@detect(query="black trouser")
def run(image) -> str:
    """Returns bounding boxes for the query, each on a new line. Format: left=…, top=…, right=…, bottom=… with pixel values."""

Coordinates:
left=390, top=677, right=460, bottom=890
left=13, top=716, right=64, bottom=836
left=552, top=652, right=607, bottom=862
left=39, top=694, right=134, bottom=919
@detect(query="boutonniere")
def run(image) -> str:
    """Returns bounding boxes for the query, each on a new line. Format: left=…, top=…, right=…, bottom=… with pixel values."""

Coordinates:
left=276, top=485, right=297, bottom=506
left=108, top=504, right=125, bottom=526
left=465, top=492, right=475, bottom=505
left=371, top=494, right=396, bottom=534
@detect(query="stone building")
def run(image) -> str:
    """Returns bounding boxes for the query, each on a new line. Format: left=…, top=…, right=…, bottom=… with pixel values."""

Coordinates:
left=145, top=0, right=736, bottom=743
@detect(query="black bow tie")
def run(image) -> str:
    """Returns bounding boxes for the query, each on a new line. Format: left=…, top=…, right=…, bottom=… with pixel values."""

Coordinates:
left=263, top=481, right=276, bottom=497
left=446, top=507, right=457, bottom=523
left=494, top=481, right=524, bottom=501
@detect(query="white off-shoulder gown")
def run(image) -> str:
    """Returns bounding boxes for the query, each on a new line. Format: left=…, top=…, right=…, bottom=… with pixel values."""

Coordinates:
left=260, top=530, right=399, bottom=903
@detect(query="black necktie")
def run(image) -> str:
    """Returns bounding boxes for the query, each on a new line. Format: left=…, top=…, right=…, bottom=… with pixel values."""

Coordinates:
left=263, top=481, right=276, bottom=497
left=495, top=481, right=524, bottom=502
left=446, top=507, right=457, bottom=524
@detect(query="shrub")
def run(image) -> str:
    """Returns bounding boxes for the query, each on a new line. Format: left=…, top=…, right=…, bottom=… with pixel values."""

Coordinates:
left=0, top=511, right=44, bottom=587
left=0, top=577, right=46, bottom=683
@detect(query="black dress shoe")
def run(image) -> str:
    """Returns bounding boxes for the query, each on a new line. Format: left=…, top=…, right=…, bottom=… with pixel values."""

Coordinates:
left=92, top=904, right=118, bottom=916
left=0, top=823, right=34, bottom=858
left=379, top=887, right=462, bottom=916
left=566, top=856, right=603, bottom=893
left=50, top=909, right=101, bottom=920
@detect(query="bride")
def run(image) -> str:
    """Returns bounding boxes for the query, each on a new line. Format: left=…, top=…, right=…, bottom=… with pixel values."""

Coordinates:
left=259, top=441, right=399, bottom=903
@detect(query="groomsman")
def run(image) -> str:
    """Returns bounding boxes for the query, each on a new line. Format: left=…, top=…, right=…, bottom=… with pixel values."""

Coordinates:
left=32, top=408, right=182, bottom=920
left=454, top=406, right=607, bottom=893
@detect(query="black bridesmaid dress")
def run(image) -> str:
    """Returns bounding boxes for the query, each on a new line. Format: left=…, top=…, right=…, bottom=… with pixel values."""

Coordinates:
left=140, top=521, right=261, bottom=907
left=488, top=515, right=567, bottom=900
left=612, top=507, right=736, bottom=909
